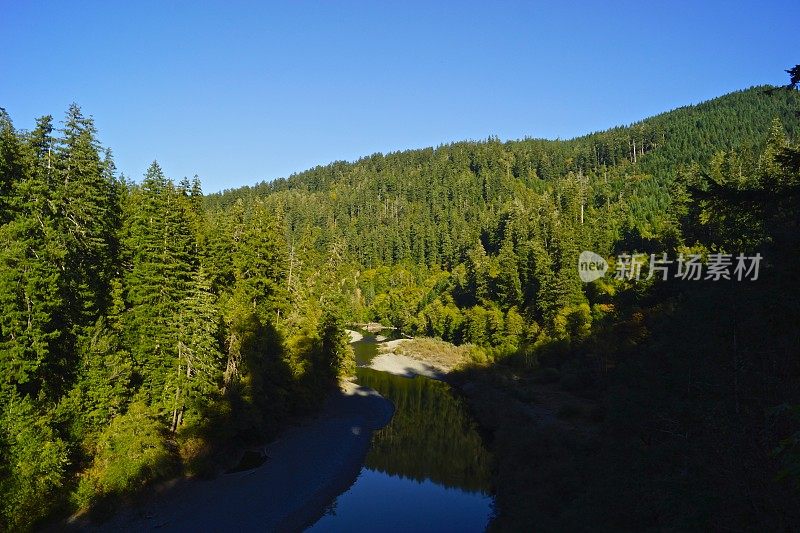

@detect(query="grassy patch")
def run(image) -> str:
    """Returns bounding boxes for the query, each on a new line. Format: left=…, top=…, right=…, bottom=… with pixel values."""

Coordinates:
left=388, top=337, right=485, bottom=371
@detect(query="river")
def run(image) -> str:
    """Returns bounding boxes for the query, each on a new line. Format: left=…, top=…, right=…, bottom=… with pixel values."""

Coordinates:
left=308, top=330, right=494, bottom=531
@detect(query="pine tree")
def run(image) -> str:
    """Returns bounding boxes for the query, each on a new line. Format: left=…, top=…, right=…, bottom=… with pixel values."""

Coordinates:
left=0, top=115, right=67, bottom=398
left=169, top=268, right=224, bottom=432
left=27, top=115, right=58, bottom=200
left=314, top=308, right=354, bottom=385
left=230, top=199, right=288, bottom=322
left=0, top=110, right=25, bottom=223
left=57, top=104, right=118, bottom=322
left=496, top=236, right=523, bottom=309
left=123, top=162, right=195, bottom=412
left=69, top=279, right=133, bottom=435
left=465, top=241, right=490, bottom=304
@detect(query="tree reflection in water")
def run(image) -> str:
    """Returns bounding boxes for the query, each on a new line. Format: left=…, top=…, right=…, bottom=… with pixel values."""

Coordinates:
left=357, top=368, right=492, bottom=494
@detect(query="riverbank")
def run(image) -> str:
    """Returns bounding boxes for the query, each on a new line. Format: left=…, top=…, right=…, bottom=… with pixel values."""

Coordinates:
left=345, top=329, right=363, bottom=343
left=77, top=381, right=394, bottom=532
left=365, top=338, right=448, bottom=379
left=367, top=337, right=598, bottom=431
left=365, top=337, right=479, bottom=379
left=361, top=333, right=602, bottom=530
left=368, top=352, right=445, bottom=379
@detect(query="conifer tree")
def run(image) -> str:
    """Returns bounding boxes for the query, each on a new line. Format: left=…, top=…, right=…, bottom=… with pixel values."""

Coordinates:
left=170, top=268, right=224, bottom=432
left=70, top=279, right=133, bottom=435
left=496, top=236, right=523, bottom=309
left=123, top=162, right=195, bottom=411
left=230, top=199, right=288, bottom=322
left=0, top=110, right=25, bottom=222
left=0, top=115, right=67, bottom=398
left=27, top=115, right=58, bottom=200
left=57, top=104, right=118, bottom=322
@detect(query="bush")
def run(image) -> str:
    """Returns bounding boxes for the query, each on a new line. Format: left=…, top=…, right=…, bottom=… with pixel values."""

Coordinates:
left=465, top=345, right=489, bottom=365
left=74, top=401, right=176, bottom=509
left=0, top=395, right=68, bottom=531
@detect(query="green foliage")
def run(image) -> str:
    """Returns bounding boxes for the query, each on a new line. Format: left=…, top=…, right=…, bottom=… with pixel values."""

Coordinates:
left=0, top=114, right=67, bottom=400
left=0, top=104, right=347, bottom=523
left=176, top=270, right=225, bottom=412
left=75, top=402, right=174, bottom=507
left=122, top=162, right=197, bottom=411
left=229, top=198, right=288, bottom=321
left=209, top=87, right=800, bottom=268
left=69, top=315, right=133, bottom=436
left=0, top=393, right=68, bottom=531
left=551, top=302, right=592, bottom=341
left=0, top=214, right=66, bottom=397
left=57, top=104, right=119, bottom=323
left=315, top=309, right=355, bottom=384
left=2, top=84, right=799, bottom=529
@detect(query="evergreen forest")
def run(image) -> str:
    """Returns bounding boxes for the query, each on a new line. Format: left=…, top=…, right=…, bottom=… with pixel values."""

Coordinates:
left=2, top=74, right=800, bottom=530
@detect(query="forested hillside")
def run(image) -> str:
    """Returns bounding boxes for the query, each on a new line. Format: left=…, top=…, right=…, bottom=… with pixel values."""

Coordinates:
left=1, top=82, right=799, bottom=530
left=209, top=86, right=799, bottom=351
left=208, top=83, right=800, bottom=529
left=210, top=87, right=800, bottom=285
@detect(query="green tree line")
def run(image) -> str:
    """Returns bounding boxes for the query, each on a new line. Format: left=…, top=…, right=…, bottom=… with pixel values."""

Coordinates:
left=0, top=106, right=353, bottom=530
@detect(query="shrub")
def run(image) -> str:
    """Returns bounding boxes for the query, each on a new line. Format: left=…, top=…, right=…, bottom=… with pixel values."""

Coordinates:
left=74, top=401, right=175, bottom=509
left=0, top=394, right=68, bottom=531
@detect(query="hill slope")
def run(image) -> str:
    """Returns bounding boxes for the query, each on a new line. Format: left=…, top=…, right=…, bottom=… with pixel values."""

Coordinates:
left=208, top=86, right=800, bottom=269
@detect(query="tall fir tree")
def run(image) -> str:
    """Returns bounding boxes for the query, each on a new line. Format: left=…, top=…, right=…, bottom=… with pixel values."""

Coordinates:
left=57, top=104, right=118, bottom=323
left=169, top=268, right=224, bottom=432
left=123, top=161, right=196, bottom=412
left=0, top=114, right=67, bottom=398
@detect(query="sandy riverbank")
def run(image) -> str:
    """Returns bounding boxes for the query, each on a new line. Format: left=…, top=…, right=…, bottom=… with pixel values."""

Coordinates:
left=82, top=381, right=394, bottom=532
left=366, top=338, right=442, bottom=378
left=381, top=338, right=410, bottom=351
left=365, top=337, right=474, bottom=380
left=368, top=352, right=446, bottom=380
left=346, top=329, right=363, bottom=343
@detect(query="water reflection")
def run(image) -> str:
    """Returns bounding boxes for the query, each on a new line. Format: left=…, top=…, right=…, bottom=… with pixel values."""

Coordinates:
left=352, top=333, right=380, bottom=365
left=351, top=329, right=402, bottom=366
left=358, top=368, right=492, bottom=494
left=309, top=334, right=493, bottom=531
left=309, top=468, right=492, bottom=532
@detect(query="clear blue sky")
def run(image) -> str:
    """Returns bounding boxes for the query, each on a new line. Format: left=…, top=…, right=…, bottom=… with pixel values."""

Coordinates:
left=1, top=1, right=797, bottom=193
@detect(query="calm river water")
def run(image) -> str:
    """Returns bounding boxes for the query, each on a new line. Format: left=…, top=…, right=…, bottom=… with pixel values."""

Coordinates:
left=308, top=331, right=494, bottom=532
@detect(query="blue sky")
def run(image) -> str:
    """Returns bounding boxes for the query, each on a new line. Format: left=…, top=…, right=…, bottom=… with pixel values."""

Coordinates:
left=1, top=1, right=797, bottom=192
